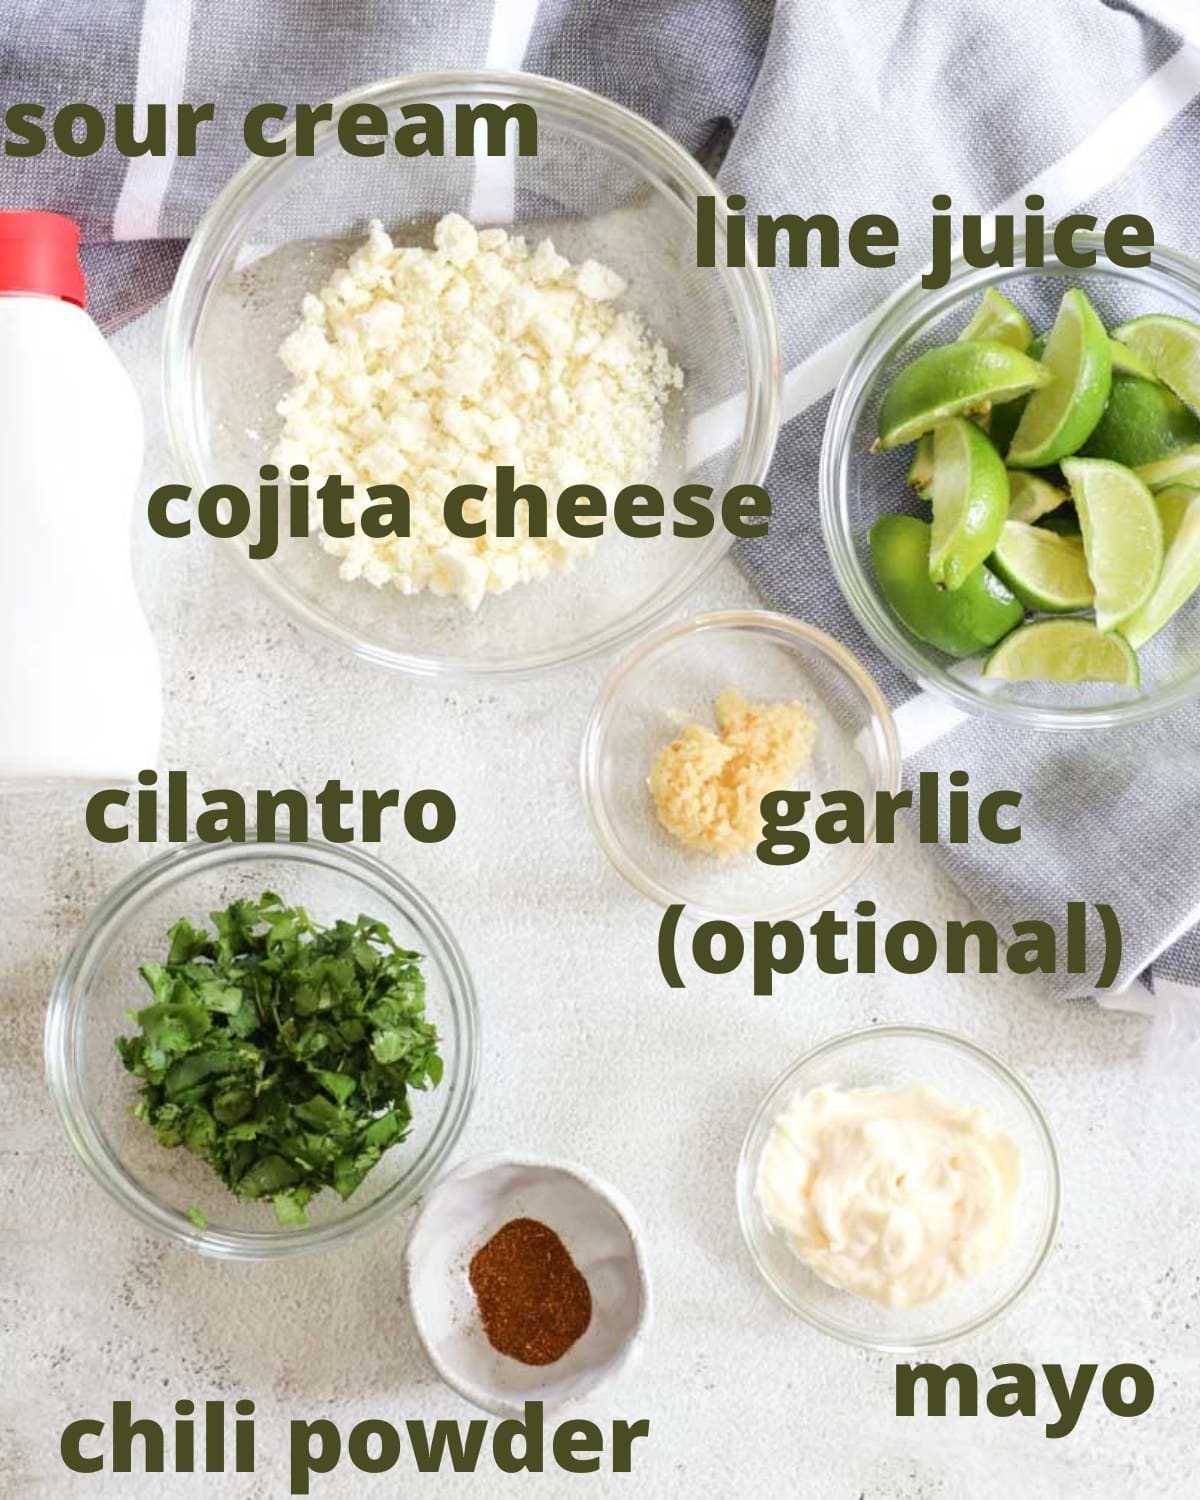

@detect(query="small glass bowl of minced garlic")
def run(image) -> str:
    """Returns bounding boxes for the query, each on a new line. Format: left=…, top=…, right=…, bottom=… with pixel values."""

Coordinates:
left=581, top=610, right=902, bottom=925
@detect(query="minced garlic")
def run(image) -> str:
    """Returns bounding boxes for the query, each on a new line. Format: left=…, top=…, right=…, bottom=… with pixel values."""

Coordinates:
left=648, top=691, right=816, bottom=856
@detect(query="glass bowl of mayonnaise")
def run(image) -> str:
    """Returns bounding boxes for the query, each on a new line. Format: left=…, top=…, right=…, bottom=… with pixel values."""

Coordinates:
left=736, top=1024, right=1060, bottom=1349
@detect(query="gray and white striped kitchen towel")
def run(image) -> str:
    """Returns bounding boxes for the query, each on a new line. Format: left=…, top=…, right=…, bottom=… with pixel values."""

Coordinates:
left=3, top=0, right=1200, bottom=1019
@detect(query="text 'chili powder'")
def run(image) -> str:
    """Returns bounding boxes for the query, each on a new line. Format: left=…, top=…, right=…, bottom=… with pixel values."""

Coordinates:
left=468, top=1217, right=592, bottom=1366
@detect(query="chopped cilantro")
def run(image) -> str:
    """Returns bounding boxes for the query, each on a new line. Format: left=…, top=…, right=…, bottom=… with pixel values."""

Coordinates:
left=116, top=892, right=442, bottom=1227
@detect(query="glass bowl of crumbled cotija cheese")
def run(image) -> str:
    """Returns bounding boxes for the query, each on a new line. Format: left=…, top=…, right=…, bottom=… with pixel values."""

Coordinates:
left=164, top=73, right=778, bottom=677
left=581, top=611, right=902, bottom=925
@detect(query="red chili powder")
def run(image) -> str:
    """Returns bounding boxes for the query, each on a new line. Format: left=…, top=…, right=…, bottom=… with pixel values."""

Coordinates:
left=468, top=1217, right=592, bottom=1366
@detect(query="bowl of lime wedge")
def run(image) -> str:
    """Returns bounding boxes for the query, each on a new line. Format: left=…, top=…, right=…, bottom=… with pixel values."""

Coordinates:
left=822, top=234, right=1200, bottom=728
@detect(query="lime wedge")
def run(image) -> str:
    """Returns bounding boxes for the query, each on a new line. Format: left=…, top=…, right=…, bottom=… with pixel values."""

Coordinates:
left=908, top=433, right=935, bottom=497
left=876, top=340, right=1050, bottom=449
left=1109, top=338, right=1159, bottom=382
left=1135, top=444, right=1200, bottom=491
left=928, top=419, right=1009, bottom=590
left=1080, top=373, right=1200, bottom=467
left=1121, top=486, right=1200, bottom=648
left=957, top=289, right=1034, bottom=351
left=1061, top=457, right=1164, bottom=631
left=1111, top=313, right=1200, bottom=412
left=988, top=333, right=1046, bottom=454
left=870, top=514, right=1024, bottom=656
left=983, top=618, right=1139, bottom=686
left=1007, top=471, right=1067, bottom=524
left=990, top=520, right=1094, bottom=612
left=1008, top=289, right=1112, bottom=467
left=1152, top=484, right=1200, bottom=547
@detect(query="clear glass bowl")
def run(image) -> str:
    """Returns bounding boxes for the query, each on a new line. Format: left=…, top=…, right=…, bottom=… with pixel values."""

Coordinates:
left=581, top=610, right=902, bottom=925
left=404, top=1153, right=650, bottom=1416
left=821, top=236, right=1200, bottom=728
left=164, top=71, right=778, bottom=679
left=737, top=1025, right=1061, bottom=1349
left=44, top=840, right=479, bottom=1260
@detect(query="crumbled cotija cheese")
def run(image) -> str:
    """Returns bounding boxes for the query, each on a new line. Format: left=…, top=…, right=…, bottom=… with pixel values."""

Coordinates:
left=649, top=691, right=817, bottom=856
left=273, top=213, right=682, bottom=609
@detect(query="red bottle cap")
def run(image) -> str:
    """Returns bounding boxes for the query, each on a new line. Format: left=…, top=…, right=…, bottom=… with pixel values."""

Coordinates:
left=0, top=210, right=86, bottom=307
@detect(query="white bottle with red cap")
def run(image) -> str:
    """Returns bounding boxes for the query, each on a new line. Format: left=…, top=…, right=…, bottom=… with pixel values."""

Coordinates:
left=0, top=210, right=160, bottom=785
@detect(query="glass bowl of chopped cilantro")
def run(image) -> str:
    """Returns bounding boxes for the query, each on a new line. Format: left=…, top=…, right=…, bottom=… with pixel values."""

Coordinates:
left=45, top=840, right=478, bottom=1258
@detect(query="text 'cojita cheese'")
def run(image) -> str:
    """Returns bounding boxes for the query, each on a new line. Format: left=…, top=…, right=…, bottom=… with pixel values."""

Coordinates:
left=274, top=213, right=682, bottom=610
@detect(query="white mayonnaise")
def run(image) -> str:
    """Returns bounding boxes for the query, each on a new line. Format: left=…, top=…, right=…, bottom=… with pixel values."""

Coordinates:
left=756, top=1082, right=1020, bottom=1308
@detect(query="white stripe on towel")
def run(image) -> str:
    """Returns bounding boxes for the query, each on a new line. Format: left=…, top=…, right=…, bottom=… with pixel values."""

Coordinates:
left=468, top=0, right=542, bottom=226
left=112, top=0, right=194, bottom=240
left=892, top=694, right=970, bottom=757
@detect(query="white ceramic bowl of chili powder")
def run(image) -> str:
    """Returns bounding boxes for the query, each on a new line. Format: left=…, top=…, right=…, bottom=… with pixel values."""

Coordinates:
left=403, top=1152, right=651, bottom=1416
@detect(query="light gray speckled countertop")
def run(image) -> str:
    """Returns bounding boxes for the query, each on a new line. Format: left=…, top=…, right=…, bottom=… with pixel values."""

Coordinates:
left=1, top=306, right=1197, bottom=1500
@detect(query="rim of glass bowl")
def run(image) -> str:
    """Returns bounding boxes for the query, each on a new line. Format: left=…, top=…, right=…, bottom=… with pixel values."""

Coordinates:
left=820, top=233, right=1200, bottom=730
left=163, top=70, right=780, bottom=681
left=580, top=609, right=903, bottom=926
left=736, top=1023, right=1062, bottom=1350
left=43, top=839, right=480, bottom=1261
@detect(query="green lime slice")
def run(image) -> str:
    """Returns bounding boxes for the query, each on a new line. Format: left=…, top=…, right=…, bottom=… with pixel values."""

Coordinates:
left=957, top=289, right=1034, bottom=351
left=987, top=333, right=1046, bottom=454
left=928, top=419, right=1009, bottom=590
left=876, top=340, right=1050, bottom=449
left=1121, top=486, right=1200, bottom=649
left=1007, top=470, right=1068, bottom=524
left=869, top=514, right=1024, bottom=657
left=908, top=432, right=935, bottom=497
left=1079, top=373, right=1200, bottom=467
left=1008, top=289, right=1112, bottom=467
left=983, top=618, right=1139, bottom=686
left=989, top=519, right=1094, bottom=612
left=1061, top=457, right=1164, bottom=631
left=1153, top=484, right=1200, bottom=546
left=1111, top=313, right=1200, bottom=412
left=1109, top=337, right=1159, bottom=382
left=1135, top=444, right=1200, bottom=491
